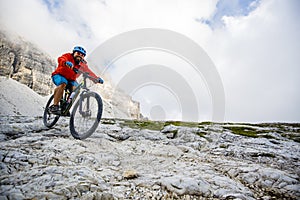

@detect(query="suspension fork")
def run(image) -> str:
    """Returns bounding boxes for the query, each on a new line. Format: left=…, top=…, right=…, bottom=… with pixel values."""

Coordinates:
left=79, top=91, right=91, bottom=117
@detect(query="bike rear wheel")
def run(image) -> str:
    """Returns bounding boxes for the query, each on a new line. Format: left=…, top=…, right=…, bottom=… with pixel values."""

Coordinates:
left=69, top=92, right=103, bottom=140
left=43, top=94, right=60, bottom=128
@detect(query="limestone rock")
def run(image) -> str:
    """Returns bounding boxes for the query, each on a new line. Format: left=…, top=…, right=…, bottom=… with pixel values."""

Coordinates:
left=122, top=170, right=139, bottom=179
left=0, top=117, right=299, bottom=199
left=0, top=30, right=55, bottom=96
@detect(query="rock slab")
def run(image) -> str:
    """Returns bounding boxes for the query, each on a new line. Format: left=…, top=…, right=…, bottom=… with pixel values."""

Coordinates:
left=0, top=116, right=299, bottom=199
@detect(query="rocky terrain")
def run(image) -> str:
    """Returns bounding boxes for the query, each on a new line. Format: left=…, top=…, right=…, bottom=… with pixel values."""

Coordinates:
left=0, top=116, right=299, bottom=199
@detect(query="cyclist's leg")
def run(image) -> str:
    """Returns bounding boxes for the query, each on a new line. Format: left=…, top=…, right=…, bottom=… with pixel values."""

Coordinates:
left=59, top=80, right=78, bottom=116
left=70, top=80, right=79, bottom=91
left=52, top=75, right=68, bottom=105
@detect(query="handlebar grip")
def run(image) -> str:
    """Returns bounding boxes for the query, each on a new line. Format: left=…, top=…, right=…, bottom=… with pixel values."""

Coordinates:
left=73, top=68, right=79, bottom=74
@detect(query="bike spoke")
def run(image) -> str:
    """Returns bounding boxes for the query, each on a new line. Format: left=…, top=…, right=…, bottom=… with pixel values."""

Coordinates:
left=70, top=93, right=103, bottom=140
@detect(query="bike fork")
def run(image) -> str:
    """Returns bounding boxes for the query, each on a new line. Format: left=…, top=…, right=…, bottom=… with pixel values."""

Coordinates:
left=79, top=95, right=91, bottom=117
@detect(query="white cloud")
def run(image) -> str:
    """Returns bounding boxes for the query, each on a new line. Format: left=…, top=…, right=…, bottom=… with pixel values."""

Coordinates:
left=0, top=0, right=299, bottom=122
left=203, top=0, right=261, bottom=28
left=205, top=0, right=300, bottom=122
left=0, top=0, right=215, bottom=56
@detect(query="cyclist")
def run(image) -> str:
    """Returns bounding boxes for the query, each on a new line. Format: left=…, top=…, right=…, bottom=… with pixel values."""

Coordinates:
left=49, top=46, right=104, bottom=114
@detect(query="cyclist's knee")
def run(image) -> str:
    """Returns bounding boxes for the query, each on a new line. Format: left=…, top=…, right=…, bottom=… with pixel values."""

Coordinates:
left=58, top=83, right=67, bottom=89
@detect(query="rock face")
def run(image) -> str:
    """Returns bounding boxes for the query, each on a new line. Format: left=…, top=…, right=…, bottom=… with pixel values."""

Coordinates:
left=0, top=30, right=55, bottom=96
left=0, top=117, right=299, bottom=199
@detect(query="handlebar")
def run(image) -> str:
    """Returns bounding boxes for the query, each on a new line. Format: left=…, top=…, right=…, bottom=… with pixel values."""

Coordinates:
left=73, top=67, right=99, bottom=83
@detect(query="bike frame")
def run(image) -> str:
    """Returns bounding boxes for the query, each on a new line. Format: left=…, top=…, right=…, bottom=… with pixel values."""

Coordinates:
left=61, top=70, right=95, bottom=116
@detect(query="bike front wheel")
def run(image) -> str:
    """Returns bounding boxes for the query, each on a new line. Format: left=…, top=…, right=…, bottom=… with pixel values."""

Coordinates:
left=43, top=94, right=60, bottom=128
left=69, top=92, right=103, bottom=140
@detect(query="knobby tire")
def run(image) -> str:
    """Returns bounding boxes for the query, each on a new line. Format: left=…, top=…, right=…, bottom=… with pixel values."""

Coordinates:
left=43, top=94, right=60, bottom=128
left=69, top=92, right=103, bottom=140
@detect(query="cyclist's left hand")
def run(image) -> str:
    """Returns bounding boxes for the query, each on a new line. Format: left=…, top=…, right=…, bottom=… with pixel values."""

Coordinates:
left=65, top=61, right=73, bottom=68
left=98, top=77, right=104, bottom=84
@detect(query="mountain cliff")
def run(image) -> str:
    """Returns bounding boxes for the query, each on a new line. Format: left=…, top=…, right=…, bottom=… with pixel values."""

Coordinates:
left=0, top=30, right=55, bottom=96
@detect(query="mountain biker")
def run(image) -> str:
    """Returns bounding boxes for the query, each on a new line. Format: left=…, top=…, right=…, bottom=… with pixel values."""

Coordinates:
left=49, top=46, right=104, bottom=114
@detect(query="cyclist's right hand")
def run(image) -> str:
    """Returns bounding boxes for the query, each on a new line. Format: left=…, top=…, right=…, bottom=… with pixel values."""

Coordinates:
left=65, top=61, right=73, bottom=68
left=98, top=77, right=104, bottom=84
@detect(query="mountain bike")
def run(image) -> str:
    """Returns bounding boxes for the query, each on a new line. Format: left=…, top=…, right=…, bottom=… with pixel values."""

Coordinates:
left=43, top=69, right=103, bottom=140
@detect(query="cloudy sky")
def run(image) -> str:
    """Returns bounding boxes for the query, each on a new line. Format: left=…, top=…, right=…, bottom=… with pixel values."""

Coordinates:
left=0, top=0, right=299, bottom=122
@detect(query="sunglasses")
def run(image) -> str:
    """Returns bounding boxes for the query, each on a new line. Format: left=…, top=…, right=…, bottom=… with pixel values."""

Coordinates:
left=75, top=51, right=85, bottom=57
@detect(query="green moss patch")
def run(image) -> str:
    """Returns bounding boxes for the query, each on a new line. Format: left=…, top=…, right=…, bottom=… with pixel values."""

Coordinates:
left=102, top=119, right=300, bottom=142
left=117, top=119, right=214, bottom=131
left=119, top=120, right=164, bottom=131
left=224, top=126, right=259, bottom=138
